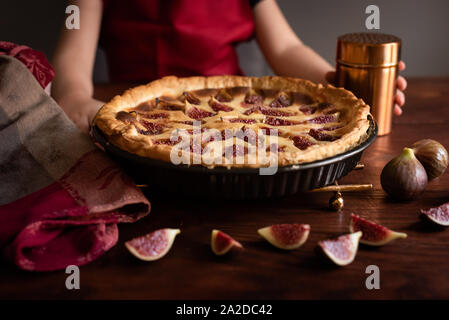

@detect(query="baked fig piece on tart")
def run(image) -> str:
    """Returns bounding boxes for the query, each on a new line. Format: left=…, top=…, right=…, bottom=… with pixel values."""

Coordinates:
left=94, top=76, right=371, bottom=168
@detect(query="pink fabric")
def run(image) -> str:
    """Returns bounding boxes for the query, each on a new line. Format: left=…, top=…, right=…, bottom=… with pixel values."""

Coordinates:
left=0, top=151, right=150, bottom=272
left=0, top=41, right=54, bottom=88
left=59, top=151, right=148, bottom=220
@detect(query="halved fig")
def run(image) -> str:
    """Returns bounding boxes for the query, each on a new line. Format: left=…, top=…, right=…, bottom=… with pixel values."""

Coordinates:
left=211, top=229, right=243, bottom=255
left=317, top=231, right=362, bottom=266
left=125, top=228, right=180, bottom=261
left=349, top=214, right=407, bottom=246
left=420, top=202, right=449, bottom=226
left=258, top=224, right=310, bottom=250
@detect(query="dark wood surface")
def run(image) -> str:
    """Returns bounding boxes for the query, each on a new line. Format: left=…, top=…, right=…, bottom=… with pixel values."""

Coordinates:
left=1, top=78, right=449, bottom=299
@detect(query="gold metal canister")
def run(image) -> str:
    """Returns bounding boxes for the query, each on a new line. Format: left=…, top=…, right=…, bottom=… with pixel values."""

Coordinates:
left=336, top=33, right=401, bottom=136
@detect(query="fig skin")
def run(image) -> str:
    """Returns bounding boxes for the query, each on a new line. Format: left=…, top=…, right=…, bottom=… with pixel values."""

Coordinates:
left=411, top=139, right=448, bottom=180
left=380, top=148, right=428, bottom=201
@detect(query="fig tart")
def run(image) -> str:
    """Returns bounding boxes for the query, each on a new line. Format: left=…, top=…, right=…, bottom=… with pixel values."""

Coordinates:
left=94, top=76, right=371, bottom=168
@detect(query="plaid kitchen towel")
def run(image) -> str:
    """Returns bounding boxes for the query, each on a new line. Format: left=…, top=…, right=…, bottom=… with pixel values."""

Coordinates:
left=0, top=41, right=54, bottom=89
left=0, top=50, right=150, bottom=271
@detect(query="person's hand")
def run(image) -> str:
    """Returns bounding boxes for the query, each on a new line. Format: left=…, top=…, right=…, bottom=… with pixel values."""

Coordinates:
left=325, top=61, right=407, bottom=116
left=57, top=94, right=104, bottom=134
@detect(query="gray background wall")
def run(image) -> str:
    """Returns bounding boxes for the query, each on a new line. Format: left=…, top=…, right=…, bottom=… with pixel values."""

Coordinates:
left=1, top=0, right=448, bottom=82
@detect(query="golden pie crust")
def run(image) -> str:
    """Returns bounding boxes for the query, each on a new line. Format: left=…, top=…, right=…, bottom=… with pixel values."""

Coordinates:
left=94, top=76, right=371, bottom=168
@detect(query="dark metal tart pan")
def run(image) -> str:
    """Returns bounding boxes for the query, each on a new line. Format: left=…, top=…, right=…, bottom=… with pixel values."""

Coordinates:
left=92, top=117, right=377, bottom=199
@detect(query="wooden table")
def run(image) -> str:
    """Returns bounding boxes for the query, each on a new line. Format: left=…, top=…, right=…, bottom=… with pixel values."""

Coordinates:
left=1, top=78, right=449, bottom=300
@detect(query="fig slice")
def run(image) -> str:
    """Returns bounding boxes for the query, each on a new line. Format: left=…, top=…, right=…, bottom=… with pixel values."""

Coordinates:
left=349, top=214, right=407, bottom=246
left=420, top=202, right=449, bottom=226
left=211, top=229, right=243, bottom=256
left=317, top=232, right=362, bottom=266
left=125, top=228, right=180, bottom=261
left=258, top=224, right=310, bottom=250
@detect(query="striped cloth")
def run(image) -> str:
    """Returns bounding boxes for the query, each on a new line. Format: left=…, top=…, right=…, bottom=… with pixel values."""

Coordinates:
left=0, top=48, right=150, bottom=271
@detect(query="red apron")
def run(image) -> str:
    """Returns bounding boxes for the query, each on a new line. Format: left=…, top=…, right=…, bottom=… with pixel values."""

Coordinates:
left=100, top=0, right=255, bottom=82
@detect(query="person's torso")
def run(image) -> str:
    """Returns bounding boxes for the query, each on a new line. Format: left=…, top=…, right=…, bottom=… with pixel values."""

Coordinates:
left=100, top=0, right=255, bottom=82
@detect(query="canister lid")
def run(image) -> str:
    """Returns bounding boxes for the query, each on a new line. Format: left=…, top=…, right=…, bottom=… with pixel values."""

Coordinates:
left=337, top=33, right=401, bottom=67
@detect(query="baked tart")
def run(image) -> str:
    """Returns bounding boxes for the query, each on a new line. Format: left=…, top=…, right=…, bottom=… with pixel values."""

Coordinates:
left=94, top=76, right=371, bottom=168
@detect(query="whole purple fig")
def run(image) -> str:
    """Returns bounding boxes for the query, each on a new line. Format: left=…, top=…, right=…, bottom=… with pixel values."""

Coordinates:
left=381, top=148, right=428, bottom=201
left=411, top=139, right=448, bottom=180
